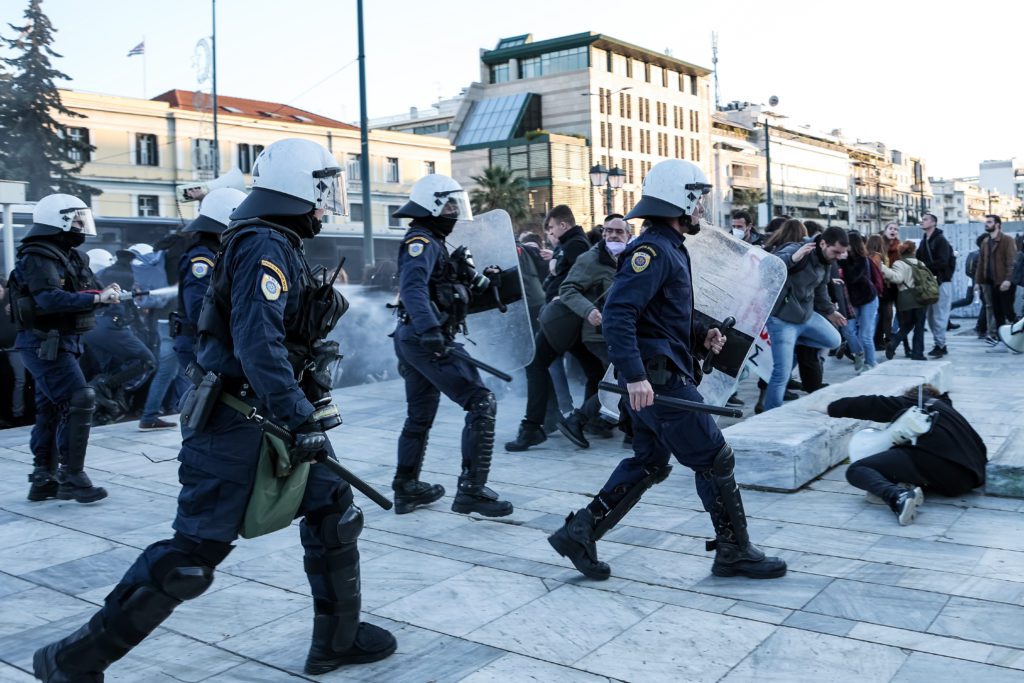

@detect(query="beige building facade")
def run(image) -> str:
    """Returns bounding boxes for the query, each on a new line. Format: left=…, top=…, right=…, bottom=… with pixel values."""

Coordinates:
left=54, top=89, right=452, bottom=233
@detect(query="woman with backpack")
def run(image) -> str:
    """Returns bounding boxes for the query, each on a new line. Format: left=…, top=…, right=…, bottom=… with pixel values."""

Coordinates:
left=881, top=240, right=929, bottom=361
left=842, top=231, right=880, bottom=371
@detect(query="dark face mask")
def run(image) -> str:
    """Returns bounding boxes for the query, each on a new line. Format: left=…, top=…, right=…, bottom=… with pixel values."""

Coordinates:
left=56, top=232, right=86, bottom=249
left=420, top=215, right=458, bottom=236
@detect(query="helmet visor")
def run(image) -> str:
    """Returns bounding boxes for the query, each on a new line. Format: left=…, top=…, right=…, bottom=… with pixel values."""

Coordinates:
left=64, top=207, right=97, bottom=236
left=314, top=167, right=348, bottom=216
left=433, top=189, right=473, bottom=221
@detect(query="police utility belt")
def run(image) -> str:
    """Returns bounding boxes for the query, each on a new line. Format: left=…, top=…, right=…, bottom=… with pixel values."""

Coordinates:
left=644, top=355, right=692, bottom=387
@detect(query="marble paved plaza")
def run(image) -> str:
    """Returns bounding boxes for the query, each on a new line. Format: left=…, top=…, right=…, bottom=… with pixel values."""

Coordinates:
left=1, top=329, right=1023, bottom=682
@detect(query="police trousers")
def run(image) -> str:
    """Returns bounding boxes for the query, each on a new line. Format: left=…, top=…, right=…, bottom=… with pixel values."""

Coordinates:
left=598, top=374, right=726, bottom=513
left=21, top=350, right=88, bottom=469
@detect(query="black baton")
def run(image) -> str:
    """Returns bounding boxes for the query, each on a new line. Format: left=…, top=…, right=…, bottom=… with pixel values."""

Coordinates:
left=701, top=316, right=736, bottom=376
left=257, top=418, right=394, bottom=511
left=447, top=347, right=513, bottom=382
left=598, top=381, right=743, bottom=418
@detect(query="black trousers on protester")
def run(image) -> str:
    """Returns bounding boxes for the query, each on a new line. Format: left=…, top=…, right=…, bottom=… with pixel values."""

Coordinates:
left=846, top=448, right=977, bottom=505
left=524, top=332, right=604, bottom=427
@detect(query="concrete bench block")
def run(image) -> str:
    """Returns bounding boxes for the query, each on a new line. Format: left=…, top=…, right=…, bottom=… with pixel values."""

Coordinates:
left=726, top=361, right=951, bottom=492
left=986, top=427, right=1024, bottom=498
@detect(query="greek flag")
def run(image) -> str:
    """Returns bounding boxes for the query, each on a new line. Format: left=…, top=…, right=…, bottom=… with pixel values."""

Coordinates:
left=127, top=41, right=145, bottom=57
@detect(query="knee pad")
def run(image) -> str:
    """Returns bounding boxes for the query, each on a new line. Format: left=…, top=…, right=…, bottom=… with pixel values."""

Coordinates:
left=319, top=504, right=364, bottom=549
left=148, top=538, right=232, bottom=602
left=467, top=392, right=497, bottom=423
left=69, top=386, right=97, bottom=412
left=710, top=444, right=735, bottom=479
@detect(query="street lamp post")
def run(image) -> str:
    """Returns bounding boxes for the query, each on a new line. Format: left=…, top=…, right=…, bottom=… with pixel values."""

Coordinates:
left=764, top=95, right=779, bottom=221
left=584, top=86, right=631, bottom=218
left=817, top=199, right=837, bottom=228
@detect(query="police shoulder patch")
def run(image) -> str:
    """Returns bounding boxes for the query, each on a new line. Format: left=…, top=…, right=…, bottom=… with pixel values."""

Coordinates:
left=407, top=242, right=425, bottom=257
left=260, top=272, right=282, bottom=301
left=630, top=249, right=653, bottom=273
left=259, top=259, right=289, bottom=292
left=190, top=261, right=210, bottom=278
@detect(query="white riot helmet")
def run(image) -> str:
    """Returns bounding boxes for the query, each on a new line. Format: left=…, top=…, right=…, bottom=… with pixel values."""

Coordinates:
left=86, top=248, right=115, bottom=271
left=184, top=187, right=248, bottom=234
left=231, top=138, right=346, bottom=220
left=393, top=174, right=473, bottom=222
left=127, top=243, right=153, bottom=266
left=625, top=159, right=711, bottom=228
left=26, top=193, right=97, bottom=239
left=998, top=317, right=1024, bottom=353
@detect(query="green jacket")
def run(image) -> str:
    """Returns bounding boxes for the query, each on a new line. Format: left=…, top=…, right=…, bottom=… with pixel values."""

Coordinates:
left=558, top=241, right=618, bottom=346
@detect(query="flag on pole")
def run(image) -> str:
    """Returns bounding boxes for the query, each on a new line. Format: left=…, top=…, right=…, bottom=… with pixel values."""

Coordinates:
left=127, top=41, right=145, bottom=57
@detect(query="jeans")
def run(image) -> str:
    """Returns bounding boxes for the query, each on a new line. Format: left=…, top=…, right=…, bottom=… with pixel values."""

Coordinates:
left=980, top=283, right=1017, bottom=334
left=926, top=281, right=953, bottom=348
left=849, top=297, right=879, bottom=366
left=142, top=322, right=181, bottom=421
left=764, top=313, right=842, bottom=411
left=891, top=307, right=927, bottom=358
left=5, top=349, right=27, bottom=418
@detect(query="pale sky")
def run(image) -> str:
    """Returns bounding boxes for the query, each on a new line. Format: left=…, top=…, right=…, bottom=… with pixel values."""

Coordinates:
left=5, top=0, right=1021, bottom=178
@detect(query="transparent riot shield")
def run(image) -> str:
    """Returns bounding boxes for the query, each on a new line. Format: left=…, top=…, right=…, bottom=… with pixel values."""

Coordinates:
left=448, top=209, right=535, bottom=373
left=598, top=226, right=786, bottom=417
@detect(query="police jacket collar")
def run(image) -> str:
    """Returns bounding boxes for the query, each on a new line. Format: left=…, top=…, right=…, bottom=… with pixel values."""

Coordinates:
left=558, top=225, right=586, bottom=245
left=224, top=219, right=303, bottom=249
left=408, top=220, right=447, bottom=241
left=644, top=220, right=685, bottom=248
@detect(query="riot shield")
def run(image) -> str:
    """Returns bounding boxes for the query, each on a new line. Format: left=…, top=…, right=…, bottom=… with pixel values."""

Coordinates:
left=597, top=226, right=786, bottom=416
left=448, top=209, right=535, bottom=373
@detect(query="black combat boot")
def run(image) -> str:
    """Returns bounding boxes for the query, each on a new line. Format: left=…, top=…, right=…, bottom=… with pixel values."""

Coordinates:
left=392, top=477, right=445, bottom=515
left=452, top=404, right=513, bottom=517
left=548, top=508, right=610, bottom=580
left=303, top=507, right=396, bottom=674
left=57, top=388, right=107, bottom=503
left=557, top=410, right=590, bottom=449
left=504, top=421, right=547, bottom=452
left=391, top=431, right=445, bottom=515
left=703, top=445, right=787, bottom=579
left=28, top=466, right=58, bottom=502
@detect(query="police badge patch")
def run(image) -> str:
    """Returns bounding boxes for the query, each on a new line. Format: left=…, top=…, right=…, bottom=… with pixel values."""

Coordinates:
left=260, top=272, right=282, bottom=301
left=630, top=250, right=651, bottom=273
left=408, top=242, right=424, bottom=257
left=190, top=261, right=210, bottom=278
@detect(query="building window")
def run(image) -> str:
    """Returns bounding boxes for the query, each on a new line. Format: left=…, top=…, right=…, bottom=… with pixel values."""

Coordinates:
left=411, top=122, right=450, bottom=135
left=600, top=121, right=606, bottom=149
left=347, top=153, right=361, bottom=181
left=388, top=205, right=402, bottom=227
left=135, top=133, right=158, bottom=166
left=619, top=92, right=625, bottom=118
left=625, top=58, right=633, bottom=78
left=599, top=87, right=606, bottom=115
left=628, top=158, right=634, bottom=184
left=644, top=62, right=651, bottom=82
left=690, top=74, right=698, bottom=96
left=678, top=72, right=686, bottom=92
left=518, top=46, right=588, bottom=79
left=349, top=203, right=363, bottom=222
left=237, top=143, right=255, bottom=173
left=620, top=125, right=627, bottom=151
left=137, top=195, right=159, bottom=217
left=662, top=69, right=670, bottom=88
left=385, top=157, right=399, bottom=183
left=424, top=160, right=436, bottom=175
left=193, top=138, right=217, bottom=172
left=65, top=127, right=90, bottom=162
left=626, top=94, right=632, bottom=119
left=490, top=62, right=510, bottom=83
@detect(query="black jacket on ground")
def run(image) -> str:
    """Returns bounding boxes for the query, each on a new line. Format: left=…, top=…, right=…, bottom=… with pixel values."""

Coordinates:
left=543, top=225, right=590, bottom=302
left=828, top=394, right=987, bottom=487
left=916, top=229, right=956, bottom=283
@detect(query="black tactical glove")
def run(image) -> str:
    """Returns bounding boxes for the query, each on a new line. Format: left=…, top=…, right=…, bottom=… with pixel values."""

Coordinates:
left=420, top=328, right=448, bottom=356
left=293, top=424, right=329, bottom=463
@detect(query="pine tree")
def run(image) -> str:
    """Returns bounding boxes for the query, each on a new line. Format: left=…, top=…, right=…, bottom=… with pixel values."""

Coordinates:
left=0, top=0, right=97, bottom=201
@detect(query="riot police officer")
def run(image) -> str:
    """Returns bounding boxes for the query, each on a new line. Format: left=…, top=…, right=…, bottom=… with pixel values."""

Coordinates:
left=33, top=139, right=396, bottom=682
left=390, top=174, right=513, bottom=517
left=10, top=194, right=119, bottom=503
left=547, top=160, right=787, bottom=581
left=170, top=187, right=248, bottom=388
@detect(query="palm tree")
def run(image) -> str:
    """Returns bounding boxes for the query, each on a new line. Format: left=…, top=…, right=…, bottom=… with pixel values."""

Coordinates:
left=732, top=188, right=765, bottom=216
left=469, top=165, right=529, bottom=227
